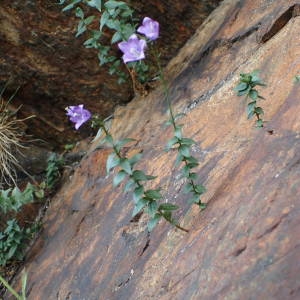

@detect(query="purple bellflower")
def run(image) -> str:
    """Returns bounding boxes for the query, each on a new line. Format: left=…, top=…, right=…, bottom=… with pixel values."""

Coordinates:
left=66, top=104, right=91, bottom=130
left=137, top=17, right=159, bottom=41
left=118, top=34, right=147, bottom=64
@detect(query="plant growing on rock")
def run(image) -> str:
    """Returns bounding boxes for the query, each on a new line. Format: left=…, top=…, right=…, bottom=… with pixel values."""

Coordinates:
left=66, top=13, right=207, bottom=231
left=235, top=70, right=266, bottom=128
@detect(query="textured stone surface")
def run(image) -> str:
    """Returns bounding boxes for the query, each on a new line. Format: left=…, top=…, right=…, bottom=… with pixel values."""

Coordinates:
left=9, top=0, right=300, bottom=299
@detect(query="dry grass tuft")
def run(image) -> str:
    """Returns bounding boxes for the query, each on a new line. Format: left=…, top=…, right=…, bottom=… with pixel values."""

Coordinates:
left=0, top=99, right=25, bottom=187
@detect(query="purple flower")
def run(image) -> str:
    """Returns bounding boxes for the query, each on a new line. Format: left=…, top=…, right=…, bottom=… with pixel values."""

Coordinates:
left=137, top=17, right=159, bottom=41
left=118, top=34, right=147, bottom=64
left=66, top=104, right=91, bottom=130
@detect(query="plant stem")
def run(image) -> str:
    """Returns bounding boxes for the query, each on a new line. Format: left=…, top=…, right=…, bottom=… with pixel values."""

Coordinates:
left=0, top=275, right=22, bottom=300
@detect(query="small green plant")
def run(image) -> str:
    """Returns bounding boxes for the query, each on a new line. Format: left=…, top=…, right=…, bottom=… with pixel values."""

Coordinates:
left=65, top=13, right=207, bottom=232
left=235, top=70, right=266, bottom=128
left=59, top=0, right=150, bottom=84
left=92, top=117, right=188, bottom=232
left=0, top=183, right=39, bottom=214
left=0, top=219, right=37, bottom=267
left=294, top=75, right=300, bottom=83
left=0, top=270, right=27, bottom=300
left=46, top=153, right=64, bottom=189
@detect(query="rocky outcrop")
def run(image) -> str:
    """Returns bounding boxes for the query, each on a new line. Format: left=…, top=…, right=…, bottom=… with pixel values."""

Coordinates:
left=9, top=0, right=300, bottom=299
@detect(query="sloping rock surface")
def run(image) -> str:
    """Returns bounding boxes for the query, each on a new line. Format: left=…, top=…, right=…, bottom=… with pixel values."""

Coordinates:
left=11, top=0, right=300, bottom=299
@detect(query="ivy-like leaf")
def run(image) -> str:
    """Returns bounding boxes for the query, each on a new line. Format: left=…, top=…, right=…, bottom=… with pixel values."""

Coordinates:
left=133, top=186, right=144, bottom=203
left=113, top=170, right=127, bottom=187
left=100, top=10, right=110, bottom=31
left=144, top=189, right=162, bottom=200
left=234, top=82, right=248, bottom=92
left=166, top=136, right=178, bottom=151
left=147, top=201, right=158, bottom=218
left=249, top=89, right=258, bottom=101
left=132, top=198, right=148, bottom=217
left=87, top=0, right=102, bottom=11
left=147, top=214, right=161, bottom=232
left=111, top=31, right=122, bottom=43
left=174, top=125, right=183, bottom=139
left=179, top=145, right=190, bottom=158
left=254, top=107, right=264, bottom=115
left=75, top=7, right=84, bottom=19
left=62, top=0, right=81, bottom=11
left=120, top=158, right=132, bottom=175
left=106, top=153, right=120, bottom=173
left=195, top=184, right=206, bottom=195
left=247, top=101, right=256, bottom=119
left=128, top=153, right=142, bottom=167
left=158, top=203, right=179, bottom=211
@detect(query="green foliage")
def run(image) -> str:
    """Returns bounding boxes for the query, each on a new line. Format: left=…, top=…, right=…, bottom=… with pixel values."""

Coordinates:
left=46, top=153, right=64, bottom=189
left=0, top=183, right=40, bottom=214
left=294, top=75, right=300, bottom=83
left=235, top=70, right=266, bottom=128
left=165, top=111, right=206, bottom=209
left=97, top=121, right=185, bottom=232
left=0, top=270, right=27, bottom=300
left=59, top=0, right=149, bottom=84
left=0, top=219, right=37, bottom=267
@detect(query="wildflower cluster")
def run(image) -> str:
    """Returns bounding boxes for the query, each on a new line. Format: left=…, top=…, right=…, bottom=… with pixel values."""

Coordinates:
left=66, top=16, right=206, bottom=231
left=235, top=70, right=266, bottom=128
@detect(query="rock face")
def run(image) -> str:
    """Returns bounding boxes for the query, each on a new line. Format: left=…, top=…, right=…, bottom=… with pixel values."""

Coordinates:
left=0, top=0, right=220, bottom=149
left=9, top=0, right=300, bottom=299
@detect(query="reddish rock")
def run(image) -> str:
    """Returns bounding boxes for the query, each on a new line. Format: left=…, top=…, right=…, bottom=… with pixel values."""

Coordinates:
left=8, top=0, right=300, bottom=299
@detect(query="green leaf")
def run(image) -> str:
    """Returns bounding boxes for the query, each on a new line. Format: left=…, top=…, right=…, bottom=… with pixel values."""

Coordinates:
left=183, top=183, right=193, bottom=194
left=188, top=172, right=198, bottom=181
left=158, top=203, right=179, bottom=211
left=144, top=189, right=162, bottom=200
left=62, top=0, right=81, bottom=11
left=166, top=136, right=178, bottom=150
left=174, top=125, right=183, bottom=139
left=249, top=89, right=258, bottom=100
left=100, top=10, right=110, bottom=31
left=133, top=186, right=144, bottom=203
left=147, top=214, right=161, bottom=231
left=256, top=119, right=264, bottom=128
left=132, top=198, right=148, bottom=217
left=247, top=101, right=256, bottom=119
left=120, top=158, right=132, bottom=174
left=181, top=138, right=196, bottom=146
left=294, top=75, right=300, bottom=83
left=234, top=82, right=248, bottom=92
left=87, top=0, right=102, bottom=11
left=105, top=0, right=126, bottom=9
left=111, top=31, right=122, bottom=43
left=147, top=201, right=158, bottom=218
left=113, top=170, right=127, bottom=187
left=124, top=178, right=135, bottom=192
left=195, top=184, right=206, bottom=194
left=179, top=145, right=190, bottom=158
left=106, top=153, right=120, bottom=173
left=75, top=7, right=84, bottom=19
left=255, top=107, right=264, bottom=115
left=132, top=170, right=149, bottom=181
left=84, top=16, right=95, bottom=25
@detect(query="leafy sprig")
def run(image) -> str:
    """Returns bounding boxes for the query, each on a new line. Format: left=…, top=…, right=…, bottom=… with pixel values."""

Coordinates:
left=0, top=219, right=37, bottom=267
left=93, top=117, right=188, bottom=232
left=235, top=70, right=266, bottom=128
left=165, top=113, right=206, bottom=209
left=59, top=0, right=149, bottom=84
